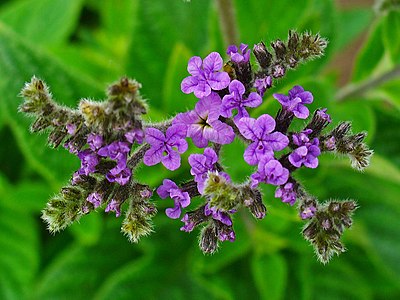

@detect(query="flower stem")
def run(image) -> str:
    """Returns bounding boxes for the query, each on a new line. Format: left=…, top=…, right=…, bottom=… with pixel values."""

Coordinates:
left=335, top=65, right=400, bottom=102
left=215, top=0, right=239, bottom=45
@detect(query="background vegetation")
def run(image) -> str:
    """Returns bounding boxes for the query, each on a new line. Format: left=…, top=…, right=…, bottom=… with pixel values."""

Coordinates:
left=0, top=0, right=399, bottom=299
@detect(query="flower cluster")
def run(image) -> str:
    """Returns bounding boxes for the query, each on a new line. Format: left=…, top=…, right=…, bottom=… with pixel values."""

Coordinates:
left=20, top=30, right=372, bottom=263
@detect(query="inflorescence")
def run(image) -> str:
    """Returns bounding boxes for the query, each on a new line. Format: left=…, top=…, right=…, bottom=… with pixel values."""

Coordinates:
left=19, top=30, right=373, bottom=264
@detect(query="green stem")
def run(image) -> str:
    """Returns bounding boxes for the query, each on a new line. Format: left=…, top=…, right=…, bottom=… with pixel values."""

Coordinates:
left=335, top=65, right=400, bottom=102
left=215, top=0, right=239, bottom=45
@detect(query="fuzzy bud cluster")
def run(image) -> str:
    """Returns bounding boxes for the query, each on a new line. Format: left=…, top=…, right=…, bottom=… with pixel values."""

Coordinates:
left=20, top=30, right=372, bottom=263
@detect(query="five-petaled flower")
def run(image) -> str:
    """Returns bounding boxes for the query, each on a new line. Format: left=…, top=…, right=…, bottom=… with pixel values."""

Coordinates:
left=173, top=93, right=235, bottom=148
left=236, top=114, right=289, bottom=165
left=157, top=179, right=191, bottom=219
left=273, top=85, right=313, bottom=119
left=181, top=52, right=231, bottom=99
left=143, top=125, right=188, bottom=171
left=221, top=80, right=262, bottom=122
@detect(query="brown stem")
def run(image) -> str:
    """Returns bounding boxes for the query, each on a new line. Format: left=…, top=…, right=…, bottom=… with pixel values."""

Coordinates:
left=215, top=0, right=239, bottom=45
left=335, top=65, right=400, bottom=102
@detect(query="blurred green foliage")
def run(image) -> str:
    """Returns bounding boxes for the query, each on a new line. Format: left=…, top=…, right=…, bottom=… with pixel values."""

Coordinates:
left=0, top=0, right=399, bottom=299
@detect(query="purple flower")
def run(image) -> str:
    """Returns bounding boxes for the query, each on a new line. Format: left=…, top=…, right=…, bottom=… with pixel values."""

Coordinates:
left=106, top=166, right=132, bottom=185
left=181, top=52, right=230, bottom=98
left=251, top=158, right=289, bottom=187
left=226, top=43, right=250, bottom=63
left=87, top=192, right=103, bottom=208
left=218, top=226, right=236, bottom=242
left=204, top=203, right=233, bottom=226
left=173, top=93, right=234, bottom=148
left=273, top=85, right=313, bottom=119
left=254, top=76, right=272, bottom=97
left=289, top=137, right=320, bottom=169
left=292, top=129, right=313, bottom=146
left=180, top=213, right=196, bottom=232
left=98, top=141, right=130, bottom=163
left=316, top=108, right=331, bottom=123
left=143, top=125, right=188, bottom=171
left=236, top=114, right=289, bottom=165
left=188, top=148, right=231, bottom=193
left=66, top=123, right=77, bottom=135
left=105, top=199, right=121, bottom=217
left=300, top=204, right=316, bottom=219
left=125, top=128, right=144, bottom=144
left=77, top=149, right=99, bottom=175
left=157, top=179, right=190, bottom=219
left=275, top=182, right=297, bottom=206
left=221, top=80, right=262, bottom=122
left=87, top=133, right=103, bottom=151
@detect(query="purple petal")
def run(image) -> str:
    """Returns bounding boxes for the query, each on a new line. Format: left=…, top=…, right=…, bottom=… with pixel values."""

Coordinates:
left=255, top=114, right=276, bottom=138
left=243, top=142, right=259, bottom=165
left=193, top=82, right=212, bottom=99
left=188, top=124, right=209, bottom=148
left=228, top=80, right=245, bottom=96
left=157, top=179, right=178, bottom=198
left=143, top=145, right=163, bottom=166
left=161, top=149, right=181, bottom=171
left=265, top=132, right=289, bottom=151
left=195, top=92, right=222, bottom=121
left=187, top=56, right=203, bottom=76
left=203, top=52, right=223, bottom=73
left=166, top=205, right=181, bottom=219
left=236, top=117, right=257, bottom=140
left=298, top=91, right=313, bottom=104
left=273, top=93, right=290, bottom=105
left=288, top=85, right=305, bottom=98
left=181, top=76, right=199, bottom=94
left=173, top=111, right=198, bottom=129
left=293, top=104, right=309, bottom=119
left=207, top=72, right=230, bottom=91
left=145, top=127, right=165, bottom=145
left=207, top=120, right=235, bottom=145
left=242, top=92, right=262, bottom=108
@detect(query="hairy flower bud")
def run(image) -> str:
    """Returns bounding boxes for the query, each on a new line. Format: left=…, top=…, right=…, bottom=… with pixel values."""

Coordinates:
left=253, top=41, right=273, bottom=69
left=199, top=222, right=219, bottom=254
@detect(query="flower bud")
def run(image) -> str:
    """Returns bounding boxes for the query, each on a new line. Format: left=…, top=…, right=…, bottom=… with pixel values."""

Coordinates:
left=199, top=223, right=219, bottom=254
left=253, top=42, right=272, bottom=68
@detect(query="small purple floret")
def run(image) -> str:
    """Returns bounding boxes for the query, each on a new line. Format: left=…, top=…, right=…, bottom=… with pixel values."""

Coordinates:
left=251, top=158, right=289, bottom=187
left=226, top=43, right=250, bottom=63
left=254, top=76, right=272, bottom=97
left=106, top=166, right=132, bottom=185
left=87, top=133, right=103, bottom=151
left=221, top=80, right=262, bottom=122
left=87, top=192, right=103, bottom=208
left=236, top=114, right=289, bottom=165
left=289, top=132, right=320, bottom=169
left=181, top=52, right=230, bottom=98
left=300, top=204, right=316, bottom=219
left=143, top=125, right=188, bottom=171
left=275, top=182, right=297, bottom=206
left=157, top=179, right=191, bottom=219
left=125, top=128, right=144, bottom=144
left=66, top=123, right=77, bottom=135
left=273, top=85, right=313, bottom=119
left=77, top=149, right=99, bottom=175
left=105, top=199, right=121, bottom=217
left=204, top=203, right=233, bottom=226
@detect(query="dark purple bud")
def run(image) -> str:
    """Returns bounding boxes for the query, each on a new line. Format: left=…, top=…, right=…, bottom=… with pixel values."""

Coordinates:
left=253, top=42, right=272, bottom=68
left=199, top=223, right=219, bottom=254
left=272, top=65, right=285, bottom=78
left=271, top=39, right=287, bottom=61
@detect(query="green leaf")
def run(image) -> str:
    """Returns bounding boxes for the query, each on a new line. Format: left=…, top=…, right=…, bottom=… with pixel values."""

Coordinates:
left=0, top=188, right=39, bottom=299
left=0, top=22, right=103, bottom=186
left=382, top=10, right=400, bottom=64
left=311, top=260, right=372, bottom=300
left=0, top=0, right=83, bottom=45
left=35, top=221, right=143, bottom=299
left=69, top=213, right=102, bottom=246
left=352, top=19, right=385, bottom=82
left=251, top=253, right=287, bottom=300
left=335, top=8, right=374, bottom=51
left=126, top=0, right=211, bottom=108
